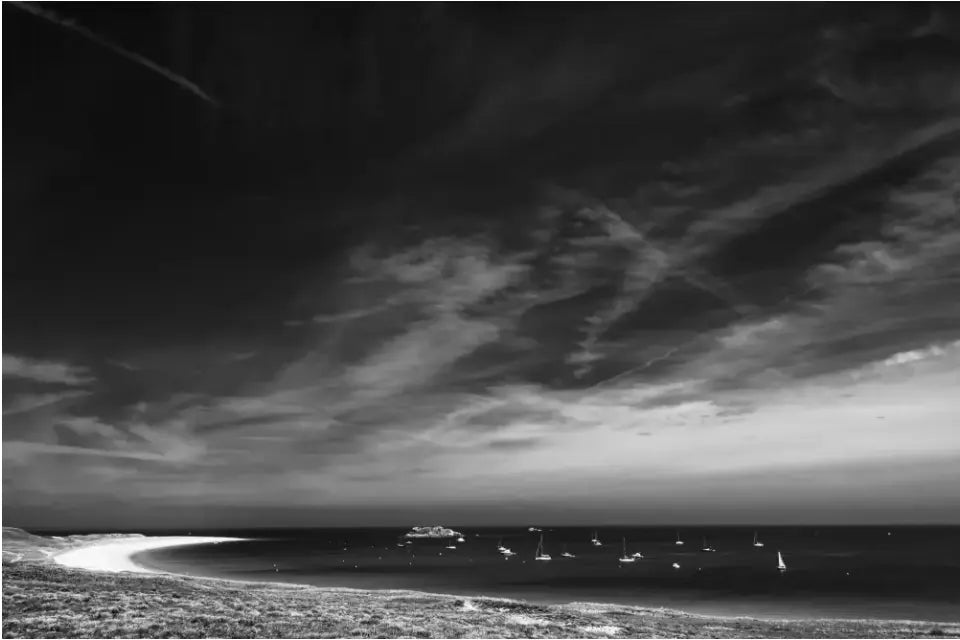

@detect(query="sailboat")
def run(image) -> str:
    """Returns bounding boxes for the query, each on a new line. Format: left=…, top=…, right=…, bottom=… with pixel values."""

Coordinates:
left=618, top=537, right=636, bottom=563
left=590, top=530, right=603, bottom=547
left=777, top=551, right=787, bottom=572
left=752, top=531, right=765, bottom=548
left=560, top=544, right=576, bottom=558
left=700, top=536, right=716, bottom=553
left=535, top=534, right=552, bottom=561
left=675, top=531, right=685, bottom=546
left=457, top=536, right=466, bottom=543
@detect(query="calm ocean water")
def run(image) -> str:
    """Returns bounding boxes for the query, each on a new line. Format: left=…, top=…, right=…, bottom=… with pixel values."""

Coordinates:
left=134, top=527, right=960, bottom=622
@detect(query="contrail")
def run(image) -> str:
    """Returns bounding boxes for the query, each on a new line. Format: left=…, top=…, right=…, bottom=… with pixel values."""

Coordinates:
left=587, top=346, right=682, bottom=391
left=9, top=1, right=218, bottom=107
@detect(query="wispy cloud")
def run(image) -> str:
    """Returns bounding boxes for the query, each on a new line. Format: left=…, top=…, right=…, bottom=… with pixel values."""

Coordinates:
left=326, top=237, right=531, bottom=402
left=4, top=440, right=195, bottom=462
left=881, top=343, right=954, bottom=367
left=105, top=359, right=140, bottom=371
left=485, top=436, right=543, bottom=450
left=2, top=390, right=90, bottom=416
left=9, top=1, right=218, bottom=106
left=6, top=10, right=960, bottom=523
left=2, top=354, right=94, bottom=386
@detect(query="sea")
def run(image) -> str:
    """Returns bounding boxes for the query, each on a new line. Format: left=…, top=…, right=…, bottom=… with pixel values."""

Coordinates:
left=130, top=526, right=960, bottom=622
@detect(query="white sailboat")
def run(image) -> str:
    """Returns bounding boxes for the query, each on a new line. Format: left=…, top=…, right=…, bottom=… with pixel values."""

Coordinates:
left=560, top=544, right=576, bottom=558
left=535, top=534, right=552, bottom=561
left=752, top=531, right=764, bottom=548
left=500, top=547, right=516, bottom=557
left=777, top=551, right=787, bottom=572
left=618, top=537, right=636, bottom=563
left=675, top=531, right=685, bottom=546
left=497, top=538, right=507, bottom=552
left=457, top=536, right=466, bottom=543
left=590, top=530, right=602, bottom=546
left=700, top=537, right=716, bottom=553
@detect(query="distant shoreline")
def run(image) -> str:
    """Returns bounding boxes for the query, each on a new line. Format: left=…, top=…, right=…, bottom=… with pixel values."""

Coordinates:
left=4, top=530, right=958, bottom=638
left=52, top=534, right=959, bottom=625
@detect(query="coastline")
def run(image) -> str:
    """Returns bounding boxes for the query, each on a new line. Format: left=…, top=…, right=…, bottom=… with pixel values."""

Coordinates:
left=4, top=531, right=958, bottom=638
left=54, top=536, right=244, bottom=574
left=53, top=535, right=960, bottom=625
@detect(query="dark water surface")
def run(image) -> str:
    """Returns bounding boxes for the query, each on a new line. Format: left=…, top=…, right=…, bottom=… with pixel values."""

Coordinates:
left=135, top=527, right=960, bottom=622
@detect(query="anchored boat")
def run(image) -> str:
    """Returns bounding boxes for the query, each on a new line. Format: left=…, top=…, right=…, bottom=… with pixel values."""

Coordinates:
left=535, top=534, right=552, bottom=561
left=590, top=530, right=603, bottom=547
left=618, top=537, right=636, bottom=563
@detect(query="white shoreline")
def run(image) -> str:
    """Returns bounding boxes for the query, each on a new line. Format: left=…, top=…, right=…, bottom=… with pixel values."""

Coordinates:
left=53, top=536, right=243, bottom=573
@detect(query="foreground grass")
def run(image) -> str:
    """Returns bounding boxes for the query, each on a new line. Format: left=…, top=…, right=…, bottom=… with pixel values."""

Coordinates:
left=3, top=561, right=959, bottom=639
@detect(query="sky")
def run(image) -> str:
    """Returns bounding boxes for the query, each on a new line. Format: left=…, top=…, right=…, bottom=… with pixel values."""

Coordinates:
left=3, top=3, right=960, bottom=530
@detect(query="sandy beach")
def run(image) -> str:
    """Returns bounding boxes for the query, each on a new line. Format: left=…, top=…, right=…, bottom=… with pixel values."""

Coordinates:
left=53, top=536, right=243, bottom=574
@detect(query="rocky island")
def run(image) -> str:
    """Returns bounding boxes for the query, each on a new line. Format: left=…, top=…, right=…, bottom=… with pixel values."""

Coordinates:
left=402, top=526, right=463, bottom=539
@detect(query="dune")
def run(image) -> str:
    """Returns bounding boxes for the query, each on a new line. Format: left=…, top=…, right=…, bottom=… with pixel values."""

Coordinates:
left=53, top=536, right=243, bottom=573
